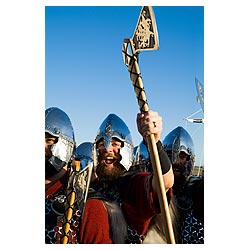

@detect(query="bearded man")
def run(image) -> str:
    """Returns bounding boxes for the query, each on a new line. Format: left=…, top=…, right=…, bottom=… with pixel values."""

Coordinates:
left=78, top=111, right=174, bottom=243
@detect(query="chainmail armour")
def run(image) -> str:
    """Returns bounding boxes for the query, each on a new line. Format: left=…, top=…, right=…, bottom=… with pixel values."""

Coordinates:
left=46, top=172, right=152, bottom=244
left=45, top=191, right=81, bottom=244
left=175, top=178, right=204, bottom=244
left=179, top=209, right=204, bottom=244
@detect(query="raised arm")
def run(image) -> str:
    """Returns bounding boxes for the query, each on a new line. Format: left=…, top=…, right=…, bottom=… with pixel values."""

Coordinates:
left=136, top=110, right=174, bottom=191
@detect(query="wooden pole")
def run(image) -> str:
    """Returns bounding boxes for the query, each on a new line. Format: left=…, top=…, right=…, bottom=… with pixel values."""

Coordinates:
left=128, top=54, right=175, bottom=244
left=61, top=160, right=81, bottom=244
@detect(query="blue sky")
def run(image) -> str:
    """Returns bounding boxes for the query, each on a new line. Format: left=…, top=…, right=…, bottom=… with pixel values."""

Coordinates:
left=45, top=6, right=204, bottom=166
left=3, top=1, right=250, bottom=246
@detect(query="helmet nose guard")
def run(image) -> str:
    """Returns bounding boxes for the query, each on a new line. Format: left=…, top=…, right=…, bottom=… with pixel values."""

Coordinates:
left=95, top=114, right=134, bottom=171
left=45, top=107, right=75, bottom=171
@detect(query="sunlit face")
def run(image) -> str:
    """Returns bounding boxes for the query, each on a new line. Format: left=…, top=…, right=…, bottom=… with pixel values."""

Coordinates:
left=45, top=132, right=58, bottom=161
left=96, top=138, right=125, bottom=181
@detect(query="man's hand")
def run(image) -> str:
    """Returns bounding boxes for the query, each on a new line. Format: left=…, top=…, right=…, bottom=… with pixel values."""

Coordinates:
left=137, top=110, right=163, bottom=142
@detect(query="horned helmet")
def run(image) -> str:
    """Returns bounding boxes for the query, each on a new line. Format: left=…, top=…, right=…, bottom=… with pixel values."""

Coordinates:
left=94, top=113, right=134, bottom=171
left=45, top=107, right=75, bottom=172
left=163, top=126, right=195, bottom=179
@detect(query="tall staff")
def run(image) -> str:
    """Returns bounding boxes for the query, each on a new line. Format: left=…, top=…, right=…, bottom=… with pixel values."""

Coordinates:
left=61, top=155, right=94, bottom=243
left=122, top=6, right=175, bottom=244
left=60, top=160, right=81, bottom=244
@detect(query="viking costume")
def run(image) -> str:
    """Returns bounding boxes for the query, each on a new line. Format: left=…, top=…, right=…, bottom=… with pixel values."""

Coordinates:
left=45, top=107, right=79, bottom=243
left=78, top=114, right=172, bottom=244
left=163, top=126, right=204, bottom=244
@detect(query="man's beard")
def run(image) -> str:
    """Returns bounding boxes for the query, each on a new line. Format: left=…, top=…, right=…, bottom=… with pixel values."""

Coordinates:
left=45, top=160, right=58, bottom=178
left=96, top=153, right=125, bottom=182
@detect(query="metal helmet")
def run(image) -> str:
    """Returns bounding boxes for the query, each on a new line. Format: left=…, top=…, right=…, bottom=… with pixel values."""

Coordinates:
left=75, top=142, right=93, bottom=171
left=133, top=145, right=139, bottom=162
left=95, top=113, right=134, bottom=171
left=133, top=140, right=154, bottom=172
left=133, top=141, right=149, bottom=165
left=45, top=107, right=75, bottom=172
left=163, top=126, right=195, bottom=176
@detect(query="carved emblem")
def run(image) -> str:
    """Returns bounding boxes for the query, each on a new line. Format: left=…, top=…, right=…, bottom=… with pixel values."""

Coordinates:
left=132, top=6, right=159, bottom=54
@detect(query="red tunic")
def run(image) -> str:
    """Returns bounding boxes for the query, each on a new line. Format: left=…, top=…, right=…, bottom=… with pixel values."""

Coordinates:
left=79, top=172, right=171, bottom=243
left=79, top=199, right=112, bottom=243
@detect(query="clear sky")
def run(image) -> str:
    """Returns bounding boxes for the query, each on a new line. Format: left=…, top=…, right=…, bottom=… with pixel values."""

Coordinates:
left=45, top=6, right=204, bottom=166
left=3, top=0, right=250, bottom=247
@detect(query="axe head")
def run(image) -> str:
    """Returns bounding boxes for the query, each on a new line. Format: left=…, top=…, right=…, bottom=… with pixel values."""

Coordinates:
left=195, top=77, right=204, bottom=113
left=131, top=6, right=159, bottom=55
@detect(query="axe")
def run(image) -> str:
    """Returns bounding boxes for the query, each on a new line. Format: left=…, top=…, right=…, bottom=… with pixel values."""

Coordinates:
left=61, top=146, right=94, bottom=243
left=122, top=6, right=175, bottom=244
